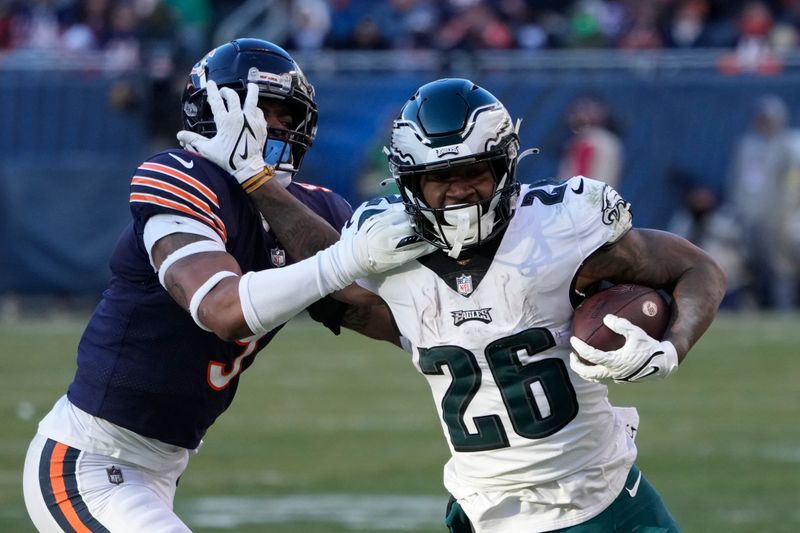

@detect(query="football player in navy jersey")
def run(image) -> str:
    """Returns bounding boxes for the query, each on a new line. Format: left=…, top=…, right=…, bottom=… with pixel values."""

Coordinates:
left=22, top=38, right=433, bottom=532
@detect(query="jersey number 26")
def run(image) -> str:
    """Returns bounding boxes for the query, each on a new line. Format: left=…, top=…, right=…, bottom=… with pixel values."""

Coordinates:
left=418, top=327, right=578, bottom=452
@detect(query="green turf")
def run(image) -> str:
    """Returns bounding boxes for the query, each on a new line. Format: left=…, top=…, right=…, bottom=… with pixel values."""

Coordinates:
left=1, top=313, right=798, bottom=532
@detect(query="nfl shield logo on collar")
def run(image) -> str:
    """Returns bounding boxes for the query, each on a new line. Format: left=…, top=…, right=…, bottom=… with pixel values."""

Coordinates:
left=456, top=274, right=473, bottom=296
left=106, top=465, right=124, bottom=485
left=270, top=247, right=286, bottom=267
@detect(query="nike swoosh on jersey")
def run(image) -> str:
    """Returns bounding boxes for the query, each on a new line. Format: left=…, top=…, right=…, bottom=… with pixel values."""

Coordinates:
left=168, top=153, right=195, bottom=169
left=571, top=178, right=584, bottom=194
left=625, top=470, right=642, bottom=497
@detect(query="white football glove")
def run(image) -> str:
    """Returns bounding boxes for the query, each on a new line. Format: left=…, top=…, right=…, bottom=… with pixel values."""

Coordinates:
left=569, top=314, right=679, bottom=384
left=316, top=204, right=435, bottom=293
left=176, top=80, right=272, bottom=192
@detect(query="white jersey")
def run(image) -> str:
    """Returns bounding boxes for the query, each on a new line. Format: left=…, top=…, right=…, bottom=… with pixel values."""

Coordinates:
left=349, top=177, right=638, bottom=532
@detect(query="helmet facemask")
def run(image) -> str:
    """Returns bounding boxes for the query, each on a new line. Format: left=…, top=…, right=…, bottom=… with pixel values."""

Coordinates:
left=397, top=152, right=520, bottom=258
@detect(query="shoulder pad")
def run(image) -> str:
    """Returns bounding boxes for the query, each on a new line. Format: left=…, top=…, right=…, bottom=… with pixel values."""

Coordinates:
left=149, top=150, right=206, bottom=173
left=130, top=150, right=227, bottom=242
left=519, top=176, right=632, bottom=245
left=294, top=182, right=333, bottom=193
left=520, top=177, right=580, bottom=207
left=566, top=176, right=632, bottom=244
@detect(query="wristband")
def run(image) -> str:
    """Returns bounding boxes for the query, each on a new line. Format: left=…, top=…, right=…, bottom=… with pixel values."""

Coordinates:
left=241, top=166, right=275, bottom=194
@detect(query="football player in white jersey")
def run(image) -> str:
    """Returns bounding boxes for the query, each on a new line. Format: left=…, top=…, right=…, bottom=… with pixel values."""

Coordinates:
left=343, top=79, right=726, bottom=533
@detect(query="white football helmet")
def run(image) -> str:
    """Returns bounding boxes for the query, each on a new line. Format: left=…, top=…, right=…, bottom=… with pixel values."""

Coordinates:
left=386, top=78, right=521, bottom=257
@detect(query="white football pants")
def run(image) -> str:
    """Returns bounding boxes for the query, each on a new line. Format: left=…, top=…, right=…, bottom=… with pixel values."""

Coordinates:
left=23, top=433, right=191, bottom=532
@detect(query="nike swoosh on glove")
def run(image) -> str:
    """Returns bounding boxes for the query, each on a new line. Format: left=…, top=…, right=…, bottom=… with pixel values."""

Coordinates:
left=569, top=314, right=679, bottom=384
left=176, top=81, right=271, bottom=190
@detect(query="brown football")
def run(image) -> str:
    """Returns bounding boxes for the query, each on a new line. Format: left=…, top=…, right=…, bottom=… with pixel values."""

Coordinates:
left=571, top=284, right=670, bottom=360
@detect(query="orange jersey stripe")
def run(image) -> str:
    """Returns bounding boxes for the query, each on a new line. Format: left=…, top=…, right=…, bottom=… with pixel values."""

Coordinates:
left=296, top=182, right=333, bottom=193
left=49, top=443, right=93, bottom=533
left=132, top=176, right=215, bottom=220
left=131, top=193, right=227, bottom=242
left=139, top=162, right=219, bottom=207
left=131, top=178, right=227, bottom=237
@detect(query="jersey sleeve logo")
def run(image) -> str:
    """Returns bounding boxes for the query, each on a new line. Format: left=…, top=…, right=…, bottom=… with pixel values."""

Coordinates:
left=130, top=161, right=227, bottom=242
left=601, top=184, right=631, bottom=226
left=168, top=153, right=195, bottom=169
left=600, top=183, right=632, bottom=242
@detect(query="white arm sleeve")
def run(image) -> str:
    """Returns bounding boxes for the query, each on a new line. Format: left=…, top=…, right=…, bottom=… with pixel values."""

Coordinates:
left=238, top=243, right=357, bottom=336
left=238, top=202, right=431, bottom=336
left=143, top=214, right=225, bottom=270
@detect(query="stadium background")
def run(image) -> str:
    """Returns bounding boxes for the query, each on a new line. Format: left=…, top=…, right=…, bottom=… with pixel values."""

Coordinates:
left=1, top=1, right=799, bottom=531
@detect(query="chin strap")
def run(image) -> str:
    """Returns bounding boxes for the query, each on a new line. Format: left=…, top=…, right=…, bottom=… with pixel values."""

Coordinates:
left=518, top=147, right=540, bottom=162
left=447, top=211, right=471, bottom=259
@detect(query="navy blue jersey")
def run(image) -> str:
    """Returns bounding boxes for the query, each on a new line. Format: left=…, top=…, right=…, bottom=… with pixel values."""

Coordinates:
left=67, top=149, right=352, bottom=449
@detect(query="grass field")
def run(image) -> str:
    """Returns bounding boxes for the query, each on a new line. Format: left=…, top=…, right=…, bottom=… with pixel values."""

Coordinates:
left=1, top=312, right=798, bottom=532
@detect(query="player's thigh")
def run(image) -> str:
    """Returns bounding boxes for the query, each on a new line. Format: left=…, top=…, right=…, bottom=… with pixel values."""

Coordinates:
left=24, top=434, right=68, bottom=532
left=609, top=465, right=681, bottom=532
left=23, top=433, right=190, bottom=533
left=552, top=465, right=681, bottom=533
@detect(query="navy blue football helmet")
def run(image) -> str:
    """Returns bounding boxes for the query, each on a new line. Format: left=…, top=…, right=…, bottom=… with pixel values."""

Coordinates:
left=181, top=38, right=317, bottom=173
left=386, top=78, right=521, bottom=255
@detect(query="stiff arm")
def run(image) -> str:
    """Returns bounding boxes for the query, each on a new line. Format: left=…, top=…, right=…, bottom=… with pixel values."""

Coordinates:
left=247, top=179, right=404, bottom=345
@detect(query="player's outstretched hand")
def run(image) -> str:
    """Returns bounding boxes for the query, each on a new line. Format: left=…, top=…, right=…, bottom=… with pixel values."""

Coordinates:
left=176, top=81, right=272, bottom=192
left=351, top=204, right=435, bottom=274
left=569, top=314, right=679, bottom=384
left=316, top=205, right=435, bottom=293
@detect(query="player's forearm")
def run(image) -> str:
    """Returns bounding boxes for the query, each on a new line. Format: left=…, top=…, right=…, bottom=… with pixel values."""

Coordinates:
left=664, top=258, right=726, bottom=361
left=162, top=206, right=429, bottom=341
left=196, top=277, right=252, bottom=340
left=579, top=228, right=727, bottom=362
left=249, top=180, right=340, bottom=260
left=339, top=293, right=402, bottom=346
left=161, top=240, right=354, bottom=341
left=193, top=248, right=354, bottom=340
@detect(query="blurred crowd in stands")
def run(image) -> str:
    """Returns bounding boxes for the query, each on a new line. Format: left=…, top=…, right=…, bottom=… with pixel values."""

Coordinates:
left=1, top=0, right=799, bottom=312
left=2, top=0, right=800, bottom=58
